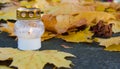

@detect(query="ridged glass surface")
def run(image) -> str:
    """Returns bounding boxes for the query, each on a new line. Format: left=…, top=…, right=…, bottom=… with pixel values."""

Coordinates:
left=14, top=20, right=44, bottom=39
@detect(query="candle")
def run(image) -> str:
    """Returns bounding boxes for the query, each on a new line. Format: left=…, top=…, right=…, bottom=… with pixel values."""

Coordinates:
left=14, top=7, right=44, bottom=50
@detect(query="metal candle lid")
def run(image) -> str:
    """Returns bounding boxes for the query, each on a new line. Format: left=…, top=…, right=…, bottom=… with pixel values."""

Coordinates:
left=17, top=7, right=41, bottom=20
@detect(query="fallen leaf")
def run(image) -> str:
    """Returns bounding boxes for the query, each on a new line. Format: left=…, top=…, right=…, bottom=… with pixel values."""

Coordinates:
left=41, top=31, right=56, bottom=41
left=108, top=20, right=120, bottom=33
left=35, top=0, right=52, bottom=12
left=56, top=27, right=93, bottom=43
left=90, top=20, right=112, bottom=38
left=94, top=37, right=120, bottom=47
left=0, top=0, right=11, bottom=3
left=7, top=21, right=15, bottom=33
left=61, top=45, right=73, bottom=49
left=0, top=65, right=13, bottom=69
left=95, top=4, right=106, bottom=11
left=42, top=12, right=115, bottom=34
left=0, top=4, right=18, bottom=20
left=0, top=27, right=10, bottom=33
left=20, top=0, right=36, bottom=8
left=0, top=48, right=75, bottom=69
left=104, top=44, right=120, bottom=51
left=47, top=1, right=95, bottom=15
left=0, top=21, right=14, bottom=34
left=0, top=48, right=19, bottom=61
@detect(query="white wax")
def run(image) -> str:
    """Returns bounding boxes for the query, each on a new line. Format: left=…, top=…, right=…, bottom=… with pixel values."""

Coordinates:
left=18, top=38, right=41, bottom=50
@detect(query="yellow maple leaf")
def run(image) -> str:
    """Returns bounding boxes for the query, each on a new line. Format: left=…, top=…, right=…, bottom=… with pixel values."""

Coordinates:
left=20, top=0, right=36, bottom=8
left=96, top=4, right=106, bottom=11
left=0, top=48, right=19, bottom=60
left=52, top=0, right=60, bottom=2
left=0, top=5, right=18, bottom=20
left=0, top=21, right=14, bottom=34
left=56, top=27, right=93, bottom=43
left=0, top=65, right=13, bottom=69
left=85, top=0, right=94, bottom=2
left=35, top=0, right=51, bottom=12
left=35, top=0, right=61, bottom=12
left=94, top=37, right=120, bottom=47
left=0, top=0, right=11, bottom=3
left=0, top=48, right=75, bottom=69
left=41, top=31, right=56, bottom=41
left=78, top=12, right=116, bottom=24
left=104, top=44, right=120, bottom=51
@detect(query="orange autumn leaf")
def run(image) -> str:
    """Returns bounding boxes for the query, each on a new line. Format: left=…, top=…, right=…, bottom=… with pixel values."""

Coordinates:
left=0, top=21, right=14, bottom=34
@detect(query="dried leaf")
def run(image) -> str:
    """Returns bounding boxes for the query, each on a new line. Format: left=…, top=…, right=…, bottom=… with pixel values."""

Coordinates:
left=61, top=45, right=73, bottom=49
left=0, top=48, right=75, bottom=69
left=0, top=5, right=18, bottom=20
left=94, top=37, right=120, bottom=47
left=0, top=27, right=10, bottom=33
left=108, top=20, right=120, bottom=33
left=104, top=44, right=120, bottom=51
left=0, top=65, right=13, bottom=69
left=0, top=48, right=19, bottom=61
left=42, top=12, right=115, bottom=34
left=35, top=0, right=52, bottom=11
left=56, top=27, right=93, bottom=43
left=90, top=20, right=112, bottom=38
left=7, top=21, right=14, bottom=33
left=0, top=0, right=11, bottom=3
left=41, top=31, right=56, bottom=41
left=47, top=1, right=95, bottom=15
left=20, top=0, right=36, bottom=8
left=0, top=21, right=14, bottom=34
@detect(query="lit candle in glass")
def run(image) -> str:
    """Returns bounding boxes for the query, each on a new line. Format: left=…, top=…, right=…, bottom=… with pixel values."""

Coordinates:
left=14, top=7, right=44, bottom=50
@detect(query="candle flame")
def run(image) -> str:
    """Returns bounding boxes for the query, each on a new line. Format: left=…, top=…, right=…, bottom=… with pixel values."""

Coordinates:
left=29, top=28, right=33, bottom=34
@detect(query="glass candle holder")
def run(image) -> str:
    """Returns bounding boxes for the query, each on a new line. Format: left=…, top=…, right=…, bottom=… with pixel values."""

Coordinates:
left=14, top=7, right=44, bottom=50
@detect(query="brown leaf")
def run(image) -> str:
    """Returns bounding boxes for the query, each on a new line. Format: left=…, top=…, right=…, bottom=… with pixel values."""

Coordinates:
left=90, top=20, right=113, bottom=38
left=61, top=45, right=73, bottom=49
